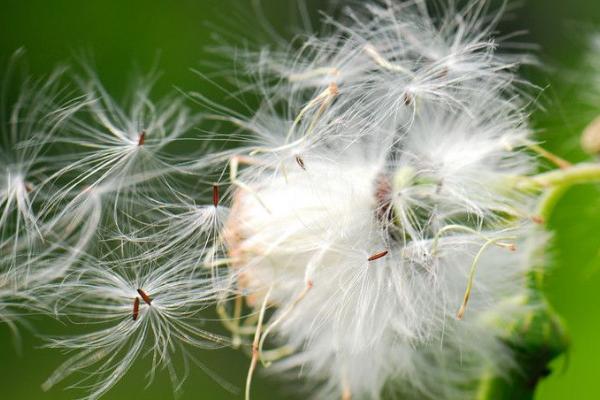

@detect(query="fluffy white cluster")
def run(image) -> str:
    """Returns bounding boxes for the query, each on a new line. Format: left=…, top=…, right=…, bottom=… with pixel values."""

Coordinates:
left=224, top=1, right=538, bottom=398
left=0, top=1, right=546, bottom=400
left=0, top=57, right=230, bottom=399
left=0, top=51, right=70, bottom=330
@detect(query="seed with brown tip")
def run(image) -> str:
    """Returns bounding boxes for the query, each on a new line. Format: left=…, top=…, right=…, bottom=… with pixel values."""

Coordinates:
left=137, top=289, right=152, bottom=305
left=368, top=250, right=389, bottom=262
left=295, top=155, right=306, bottom=170
left=213, top=184, right=220, bottom=207
left=328, top=82, right=339, bottom=96
left=137, top=130, right=146, bottom=146
left=132, top=297, right=140, bottom=321
left=531, top=215, right=545, bottom=224
left=456, top=294, right=469, bottom=320
left=582, top=115, right=600, bottom=155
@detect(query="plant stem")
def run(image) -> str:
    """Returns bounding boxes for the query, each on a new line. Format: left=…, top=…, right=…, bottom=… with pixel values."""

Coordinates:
left=514, top=163, right=600, bottom=193
left=531, top=163, right=600, bottom=188
left=476, top=293, right=568, bottom=400
left=474, top=162, right=600, bottom=399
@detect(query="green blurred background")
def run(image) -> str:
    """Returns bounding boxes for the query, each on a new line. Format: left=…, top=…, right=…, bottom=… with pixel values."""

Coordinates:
left=1, top=0, right=600, bottom=399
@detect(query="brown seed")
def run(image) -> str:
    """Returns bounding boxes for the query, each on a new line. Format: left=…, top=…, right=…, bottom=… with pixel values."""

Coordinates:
left=132, top=297, right=140, bottom=321
left=137, top=288, right=152, bottom=305
left=531, top=215, right=545, bottom=224
left=328, top=82, right=339, bottom=96
left=213, top=184, right=220, bottom=207
left=403, top=92, right=413, bottom=106
left=368, top=250, right=389, bottom=262
left=138, top=130, right=146, bottom=146
left=295, top=155, right=306, bottom=170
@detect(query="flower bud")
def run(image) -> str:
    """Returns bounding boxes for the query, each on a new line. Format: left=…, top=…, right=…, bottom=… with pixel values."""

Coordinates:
left=581, top=115, right=600, bottom=155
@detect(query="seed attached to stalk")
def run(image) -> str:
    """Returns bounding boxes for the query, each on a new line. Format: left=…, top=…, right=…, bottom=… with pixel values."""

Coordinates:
left=368, top=250, right=389, bottom=262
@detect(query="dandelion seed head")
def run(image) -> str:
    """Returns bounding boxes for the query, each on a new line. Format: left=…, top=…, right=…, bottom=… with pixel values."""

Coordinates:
left=220, top=1, right=539, bottom=398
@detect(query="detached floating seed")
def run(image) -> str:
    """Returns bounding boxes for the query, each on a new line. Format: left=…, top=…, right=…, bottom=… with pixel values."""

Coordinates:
left=295, top=155, right=306, bottom=170
left=137, top=288, right=152, bottom=305
left=213, top=184, right=220, bottom=207
left=137, top=130, right=146, bottom=146
left=132, top=297, right=140, bottom=321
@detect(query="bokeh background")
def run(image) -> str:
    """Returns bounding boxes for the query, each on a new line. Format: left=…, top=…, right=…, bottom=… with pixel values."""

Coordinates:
left=1, top=0, right=600, bottom=399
